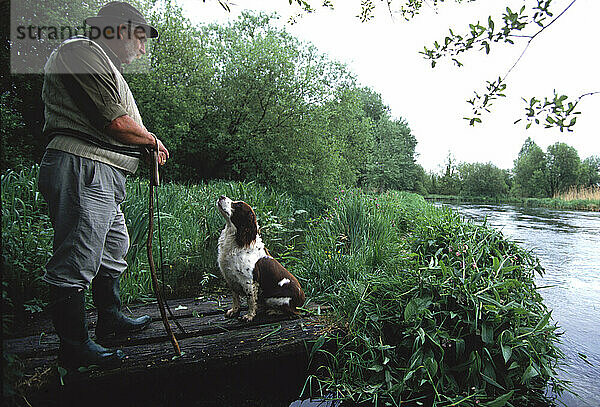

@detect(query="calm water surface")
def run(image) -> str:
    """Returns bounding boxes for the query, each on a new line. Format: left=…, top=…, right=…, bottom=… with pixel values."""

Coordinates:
left=437, top=202, right=600, bottom=407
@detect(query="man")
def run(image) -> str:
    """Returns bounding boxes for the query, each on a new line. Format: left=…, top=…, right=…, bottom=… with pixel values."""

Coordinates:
left=38, top=1, right=168, bottom=369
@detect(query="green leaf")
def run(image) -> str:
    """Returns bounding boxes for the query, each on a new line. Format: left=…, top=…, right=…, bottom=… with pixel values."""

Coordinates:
left=522, top=364, right=539, bottom=383
left=481, top=372, right=506, bottom=390
left=501, top=344, right=512, bottom=364
left=404, top=299, right=418, bottom=321
left=481, top=323, right=493, bottom=344
left=424, top=357, right=438, bottom=376
left=483, top=390, right=514, bottom=407
left=309, top=336, right=326, bottom=360
left=418, top=327, right=426, bottom=344
left=57, top=366, right=67, bottom=386
left=534, top=312, right=551, bottom=332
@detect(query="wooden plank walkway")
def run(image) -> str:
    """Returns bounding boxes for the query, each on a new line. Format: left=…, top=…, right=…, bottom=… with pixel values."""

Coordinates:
left=4, top=297, right=331, bottom=407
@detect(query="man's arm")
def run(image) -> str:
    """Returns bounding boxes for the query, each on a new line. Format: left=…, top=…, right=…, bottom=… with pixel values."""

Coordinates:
left=106, top=115, right=169, bottom=164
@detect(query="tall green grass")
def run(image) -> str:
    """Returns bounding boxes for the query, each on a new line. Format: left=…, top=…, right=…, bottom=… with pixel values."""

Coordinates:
left=120, top=178, right=316, bottom=302
left=1, top=167, right=53, bottom=325
left=1, top=165, right=317, bottom=323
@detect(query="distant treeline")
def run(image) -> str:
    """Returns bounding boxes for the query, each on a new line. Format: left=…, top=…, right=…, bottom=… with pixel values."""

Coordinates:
left=426, top=138, right=600, bottom=199
left=1, top=0, right=423, bottom=200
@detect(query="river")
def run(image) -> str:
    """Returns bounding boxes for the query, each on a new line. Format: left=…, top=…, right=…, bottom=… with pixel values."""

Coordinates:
left=435, top=202, right=600, bottom=407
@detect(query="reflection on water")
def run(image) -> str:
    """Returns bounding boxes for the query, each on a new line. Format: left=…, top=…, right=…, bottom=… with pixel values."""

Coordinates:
left=437, top=202, right=600, bottom=407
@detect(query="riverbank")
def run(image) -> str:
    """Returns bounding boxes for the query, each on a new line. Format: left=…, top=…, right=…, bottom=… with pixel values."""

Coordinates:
left=439, top=201, right=600, bottom=407
left=2, top=166, right=569, bottom=406
left=426, top=194, right=600, bottom=212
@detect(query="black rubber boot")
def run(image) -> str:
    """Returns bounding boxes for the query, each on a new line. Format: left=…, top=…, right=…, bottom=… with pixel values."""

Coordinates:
left=49, top=285, right=125, bottom=369
left=92, top=274, right=152, bottom=340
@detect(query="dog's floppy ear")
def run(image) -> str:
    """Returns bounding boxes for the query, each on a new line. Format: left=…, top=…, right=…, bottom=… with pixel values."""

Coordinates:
left=232, top=202, right=258, bottom=247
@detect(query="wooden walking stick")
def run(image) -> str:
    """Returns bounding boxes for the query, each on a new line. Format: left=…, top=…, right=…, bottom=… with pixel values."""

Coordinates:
left=146, top=147, right=181, bottom=356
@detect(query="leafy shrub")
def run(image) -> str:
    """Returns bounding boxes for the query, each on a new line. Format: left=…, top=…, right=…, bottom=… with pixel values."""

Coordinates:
left=300, top=192, right=567, bottom=406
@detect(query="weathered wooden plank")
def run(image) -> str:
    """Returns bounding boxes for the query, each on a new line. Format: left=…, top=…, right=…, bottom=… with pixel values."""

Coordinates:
left=6, top=309, right=308, bottom=358
left=4, top=297, right=323, bottom=358
left=18, top=317, right=323, bottom=373
left=5, top=298, right=332, bottom=407
left=6, top=296, right=234, bottom=339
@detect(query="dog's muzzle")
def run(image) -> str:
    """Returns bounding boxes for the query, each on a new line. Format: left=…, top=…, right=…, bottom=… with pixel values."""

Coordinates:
left=217, top=195, right=232, bottom=217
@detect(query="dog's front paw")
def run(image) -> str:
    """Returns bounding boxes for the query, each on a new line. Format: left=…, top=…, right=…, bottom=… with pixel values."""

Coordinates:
left=241, top=313, right=255, bottom=322
left=225, top=308, right=240, bottom=318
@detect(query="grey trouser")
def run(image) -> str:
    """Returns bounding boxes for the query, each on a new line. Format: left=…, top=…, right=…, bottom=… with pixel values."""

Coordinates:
left=38, top=149, right=130, bottom=289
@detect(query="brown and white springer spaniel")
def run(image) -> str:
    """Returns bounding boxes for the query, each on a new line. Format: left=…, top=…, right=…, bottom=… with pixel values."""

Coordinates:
left=217, top=195, right=305, bottom=322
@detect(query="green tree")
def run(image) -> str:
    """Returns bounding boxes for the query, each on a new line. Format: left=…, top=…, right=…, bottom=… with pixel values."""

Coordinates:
left=511, top=137, right=548, bottom=198
left=436, top=152, right=460, bottom=196
left=578, top=156, right=600, bottom=188
left=367, top=118, right=418, bottom=192
left=357, top=86, right=389, bottom=123
left=458, top=162, right=508, bottom=198
left=413, top=164, right=429, bottom=196
left=322, top=86, right=375, bottom=187
left=545, top=142, right=580, bottom=197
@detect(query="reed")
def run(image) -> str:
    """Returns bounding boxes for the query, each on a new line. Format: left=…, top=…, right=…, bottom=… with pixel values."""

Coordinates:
left=119, top=178, right=316, bottom=301
left=1, top=166, right=317, bottom=319
left=555, top=185, right=600, bottom=201
left=1, top=166, right=53, bottom=323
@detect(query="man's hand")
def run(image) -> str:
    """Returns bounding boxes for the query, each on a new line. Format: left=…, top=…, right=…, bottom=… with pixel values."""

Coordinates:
left=155, top=137, right=169, bottom=166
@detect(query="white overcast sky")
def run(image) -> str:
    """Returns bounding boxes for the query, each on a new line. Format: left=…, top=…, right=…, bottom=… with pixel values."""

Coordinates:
left=177, top=0, right=599, bottom=172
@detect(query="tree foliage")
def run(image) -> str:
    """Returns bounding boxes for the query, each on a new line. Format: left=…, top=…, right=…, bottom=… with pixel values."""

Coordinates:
left=512, top=138, right=587, bottom=198
left=579, top=156, right=600, bottom=188
left=434, top=152, right=461, bottom=196
left=425, top=138, right=595, bottom=198
left=284, top=0, right=598, bottom=131
left=458, top=162, right=509, bottom=198
left=512, top=137, right=548, bottom=198
left=545, top=142, right=580, bottom=197
left=3, top=0, right=422, bottom=200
